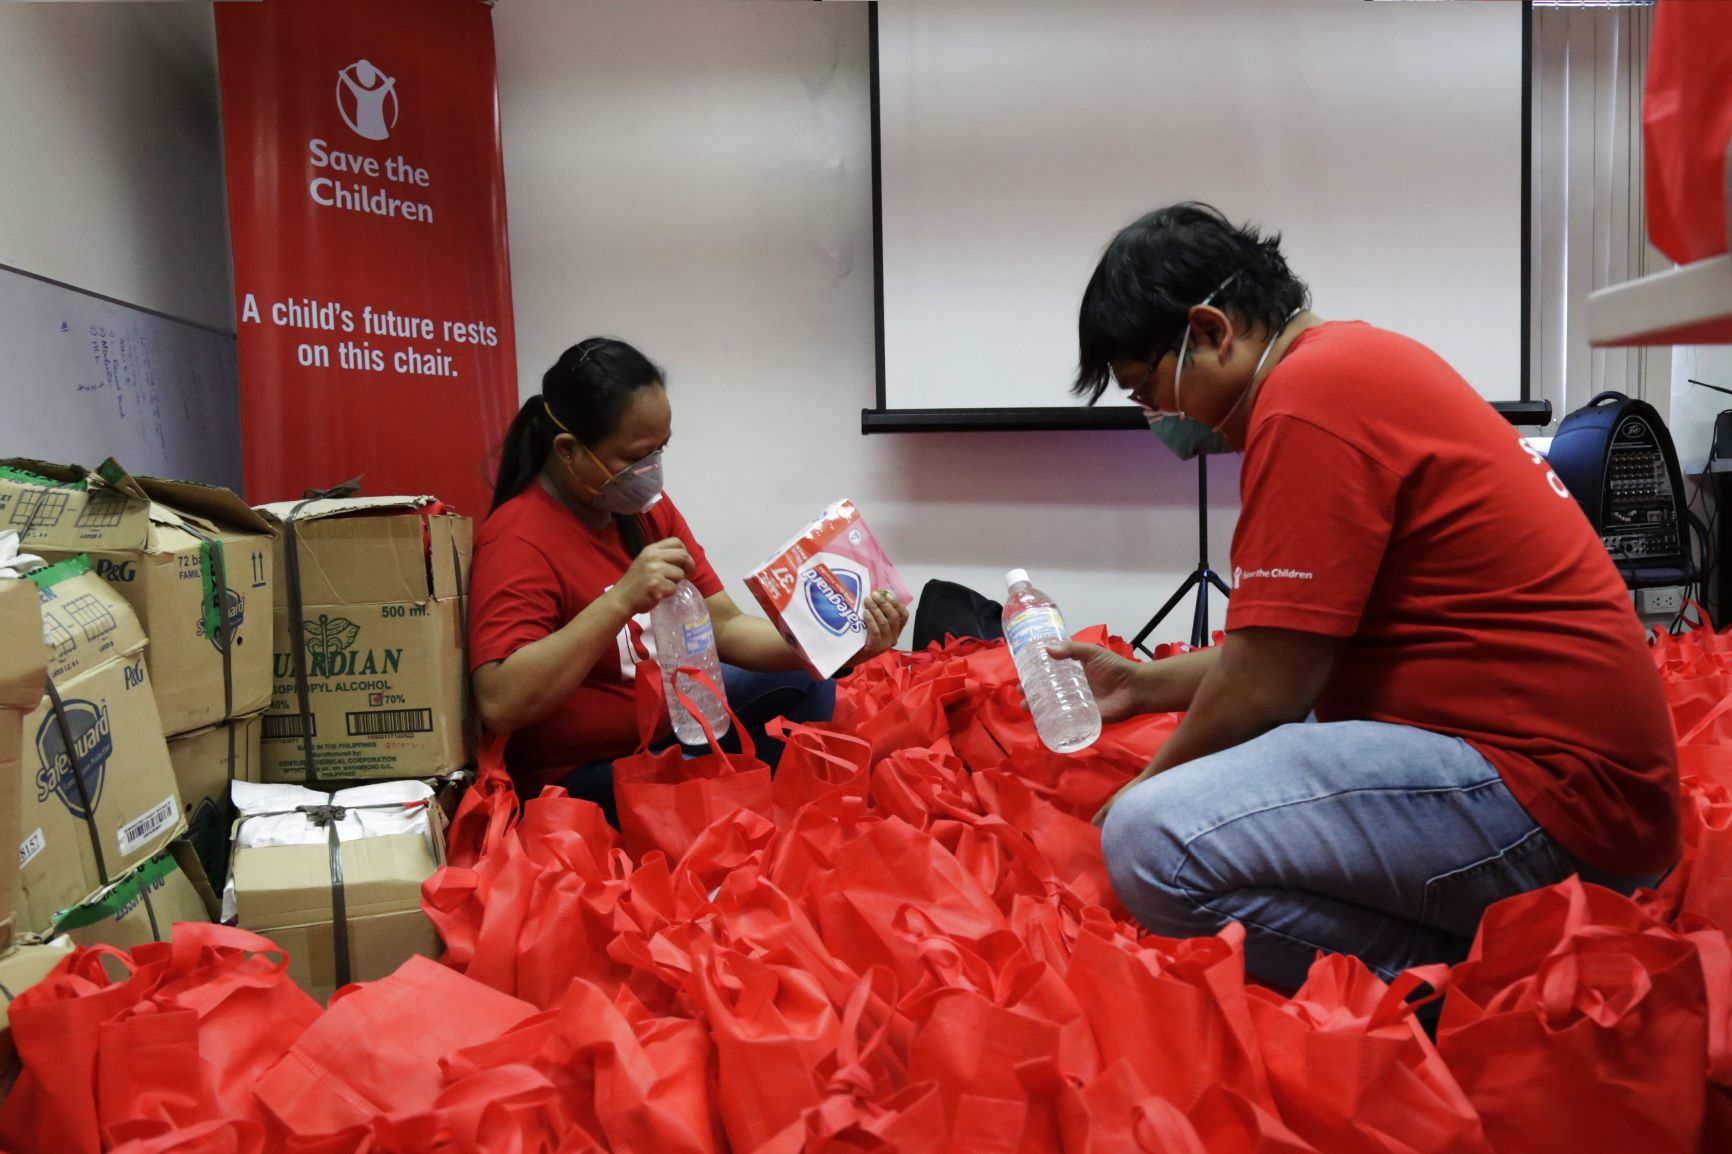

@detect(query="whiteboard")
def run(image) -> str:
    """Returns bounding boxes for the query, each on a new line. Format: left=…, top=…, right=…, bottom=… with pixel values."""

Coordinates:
left=876, top=0, right=1524, bottom=411
left=0, top=263, right=241, bottom=490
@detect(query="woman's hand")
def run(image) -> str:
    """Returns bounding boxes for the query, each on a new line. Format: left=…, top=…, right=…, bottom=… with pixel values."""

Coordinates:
left=604, top=537, right=694, bottom=616
left=1047, top=640, right=1149, bottom=724
left=858, top=589, right=909, bottom=659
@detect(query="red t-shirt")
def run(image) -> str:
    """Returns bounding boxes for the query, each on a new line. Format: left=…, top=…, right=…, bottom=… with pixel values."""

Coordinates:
left=1225, top=321, right=1680, bottom=874
left=468, top=482, right=724, bottom=793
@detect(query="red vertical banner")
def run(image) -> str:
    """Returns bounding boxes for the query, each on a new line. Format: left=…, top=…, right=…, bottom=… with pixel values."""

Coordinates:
left=216, top=0, right=517, bottom=517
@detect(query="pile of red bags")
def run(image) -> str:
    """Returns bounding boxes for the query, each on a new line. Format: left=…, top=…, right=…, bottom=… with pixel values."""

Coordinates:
left=5, top=624, right=1732, bottom=1154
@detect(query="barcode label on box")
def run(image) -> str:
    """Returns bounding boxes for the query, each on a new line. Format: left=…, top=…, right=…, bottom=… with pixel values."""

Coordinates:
left=262, top=713, right=317, bottom=741
left=18, top=828, right=45, bottom=869
left=346, top=708, right=433, bottom=737
left=117, top=796, right=179, bottom=856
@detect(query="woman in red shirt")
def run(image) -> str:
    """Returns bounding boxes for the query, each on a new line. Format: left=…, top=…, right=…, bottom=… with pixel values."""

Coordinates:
left=469, top=338, right=907, bottom=818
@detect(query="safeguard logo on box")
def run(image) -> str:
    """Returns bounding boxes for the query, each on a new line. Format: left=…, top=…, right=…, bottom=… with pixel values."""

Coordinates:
left=15, top=556, right=186, bottom=933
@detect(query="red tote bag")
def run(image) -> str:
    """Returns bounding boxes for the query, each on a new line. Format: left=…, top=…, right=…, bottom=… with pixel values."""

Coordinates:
left=768, top=716, right=873, bottom=826
left=0, top=926, right=320, bottom=1154
left=1065, top=922, right=1273, bottom=1117
left=1247, top=956, right=1490, bottom=1154
left=615, top=668, right=774, bottom=865
left=688, top=942, right=844, bottom=1154
left=1438, top=878, right=1709, bottom=1154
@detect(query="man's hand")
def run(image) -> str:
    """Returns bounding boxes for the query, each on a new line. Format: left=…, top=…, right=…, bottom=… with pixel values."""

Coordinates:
left=1090, top=627, right=1338, bottom=827
left=1048, top=640, right=1148, bottom=723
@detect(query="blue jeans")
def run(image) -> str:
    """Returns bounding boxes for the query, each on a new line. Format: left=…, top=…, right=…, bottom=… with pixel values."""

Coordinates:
left=546, top=664, right=836, bottom=827
left=1101, top=721, right=1660, bottom=988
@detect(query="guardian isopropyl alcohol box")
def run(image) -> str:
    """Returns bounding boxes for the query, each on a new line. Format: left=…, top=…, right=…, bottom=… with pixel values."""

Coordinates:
left=255, top=496, right=470, bottom=783
left=744, top=500, right=912, bottom=679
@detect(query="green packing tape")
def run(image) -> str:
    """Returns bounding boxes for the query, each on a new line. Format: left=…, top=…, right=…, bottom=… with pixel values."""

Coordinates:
left=0, top=465, right=87, bottom=490
left=197, top=538, right=229, bottom=642
left=26, top=554, right=92, bottom=590
left=50, top=850, right=178, bottom=933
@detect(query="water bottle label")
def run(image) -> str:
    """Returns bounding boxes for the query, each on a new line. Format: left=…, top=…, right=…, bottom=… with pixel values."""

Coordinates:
left=682, top=617, right=715, bottom=657
left=1006, top=607, right=1066, bottom=655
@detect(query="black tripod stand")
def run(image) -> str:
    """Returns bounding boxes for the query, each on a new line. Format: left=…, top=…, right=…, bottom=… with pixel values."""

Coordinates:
left=1131, top=454, right=1230, bottom=655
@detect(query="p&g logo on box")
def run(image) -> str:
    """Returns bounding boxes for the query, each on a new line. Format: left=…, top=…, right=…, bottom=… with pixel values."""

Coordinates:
left=34, top=699, right=112, bottom=819
left=802, top=563, right=866, bottom=638
left=94, top=559, right=137, bottom=583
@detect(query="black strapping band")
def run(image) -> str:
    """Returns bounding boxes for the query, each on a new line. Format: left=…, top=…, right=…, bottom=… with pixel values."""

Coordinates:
left=282, top=501, right=322, bottom=785
left=43, top=676, right=108, bottom=885
left=280, top=480, right=365, bottom=787
left=449, top=530, right=473, bottom=756
left=299, top=804, right=352, bottom=989
left=139, top=874, right=162, bottom=942
left=238, top=797, right=418, bottom=991
left=209, top=531, right=236, bottom=726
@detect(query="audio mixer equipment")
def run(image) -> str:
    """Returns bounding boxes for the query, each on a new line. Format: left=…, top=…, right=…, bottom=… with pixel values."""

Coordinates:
left=1547, top=392, right=1695, bottom=590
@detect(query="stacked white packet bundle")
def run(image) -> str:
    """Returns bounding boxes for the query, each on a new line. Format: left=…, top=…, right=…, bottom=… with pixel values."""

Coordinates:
left=221, top=778, right=437, bottom=921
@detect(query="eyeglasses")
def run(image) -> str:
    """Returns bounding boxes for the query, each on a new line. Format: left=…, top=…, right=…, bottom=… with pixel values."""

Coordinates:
left=1114, top=345, right=1175, bottom=411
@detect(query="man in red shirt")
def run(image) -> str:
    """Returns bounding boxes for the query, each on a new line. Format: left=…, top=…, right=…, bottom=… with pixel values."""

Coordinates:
left=1062, top=203, right=1680, bottom=987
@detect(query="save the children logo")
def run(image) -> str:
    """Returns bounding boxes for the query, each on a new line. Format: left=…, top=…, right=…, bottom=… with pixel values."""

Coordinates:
left=802, top=562, right=866, bottom=638
left=336, top=60, right=398, bottom=141
left=1234, top=566, right=1315, bottom=589
left=274, top=614, right=404, bottom=678
left=35, top=700, right=113, bottom=819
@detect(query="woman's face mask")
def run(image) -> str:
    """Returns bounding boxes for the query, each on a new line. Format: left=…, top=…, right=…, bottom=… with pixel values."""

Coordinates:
left=543, top=395, right=666, bottom=514
left=576, top=443, right=664, bottom=514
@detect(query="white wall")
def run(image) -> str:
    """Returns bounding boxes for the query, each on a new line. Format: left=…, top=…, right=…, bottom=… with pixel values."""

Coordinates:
left=0, top=2, right=232, bottom=331
left=494, top=0, right=1234, bottom=644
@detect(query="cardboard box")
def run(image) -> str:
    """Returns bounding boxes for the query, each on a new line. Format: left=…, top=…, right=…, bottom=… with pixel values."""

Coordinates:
left=0, top=459, right=276, bottom=737
left=168, top=713, right=262, bottom=893
left=255, top=496, right=471, bottom=782
left=16, top=556, right=187, bottom=933
left=49, top=842, right=212, bottom=950
left=0, top=938, right=74, bottom=1034
left=744, top=499, right=914, bottom=678
left=230, top=798, right=446, bottom=1003
left=0, top=580, right=47, bottom=953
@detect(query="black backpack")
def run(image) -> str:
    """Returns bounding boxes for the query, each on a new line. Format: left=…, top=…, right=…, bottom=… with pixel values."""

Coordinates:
left=911, top=578, right=1005, bottom=650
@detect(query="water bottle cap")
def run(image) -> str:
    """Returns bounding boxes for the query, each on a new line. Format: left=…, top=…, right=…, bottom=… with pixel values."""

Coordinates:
left=1006, top=568, right=1030, bottom=588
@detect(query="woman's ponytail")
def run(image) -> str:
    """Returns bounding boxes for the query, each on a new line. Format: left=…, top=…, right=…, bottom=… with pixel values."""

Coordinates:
left=490, top=397, right=556, bottom=512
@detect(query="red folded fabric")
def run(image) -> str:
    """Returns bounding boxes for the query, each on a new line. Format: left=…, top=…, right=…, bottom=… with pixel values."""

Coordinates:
left=15, top=624, right=1732, bottom=1153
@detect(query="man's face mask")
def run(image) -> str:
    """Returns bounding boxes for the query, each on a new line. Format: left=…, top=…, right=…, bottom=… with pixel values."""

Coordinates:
left=1142, top=273, right=1239, bottom=461
left=1141, top=272, right=1293, bottom=461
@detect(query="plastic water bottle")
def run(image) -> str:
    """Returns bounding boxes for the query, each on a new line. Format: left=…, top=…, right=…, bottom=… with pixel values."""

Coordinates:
left=650, top=580, right=731, bottom=744
left=1003, top=569, right=1100, bottom=753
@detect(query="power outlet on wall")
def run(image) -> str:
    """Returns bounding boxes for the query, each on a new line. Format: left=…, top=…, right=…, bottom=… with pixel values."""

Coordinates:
left=1638, top=586, right=1685, bottom=617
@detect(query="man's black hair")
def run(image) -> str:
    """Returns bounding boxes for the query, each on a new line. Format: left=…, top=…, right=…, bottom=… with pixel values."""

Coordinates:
left=1074, top=202, right=1310, bottom=403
